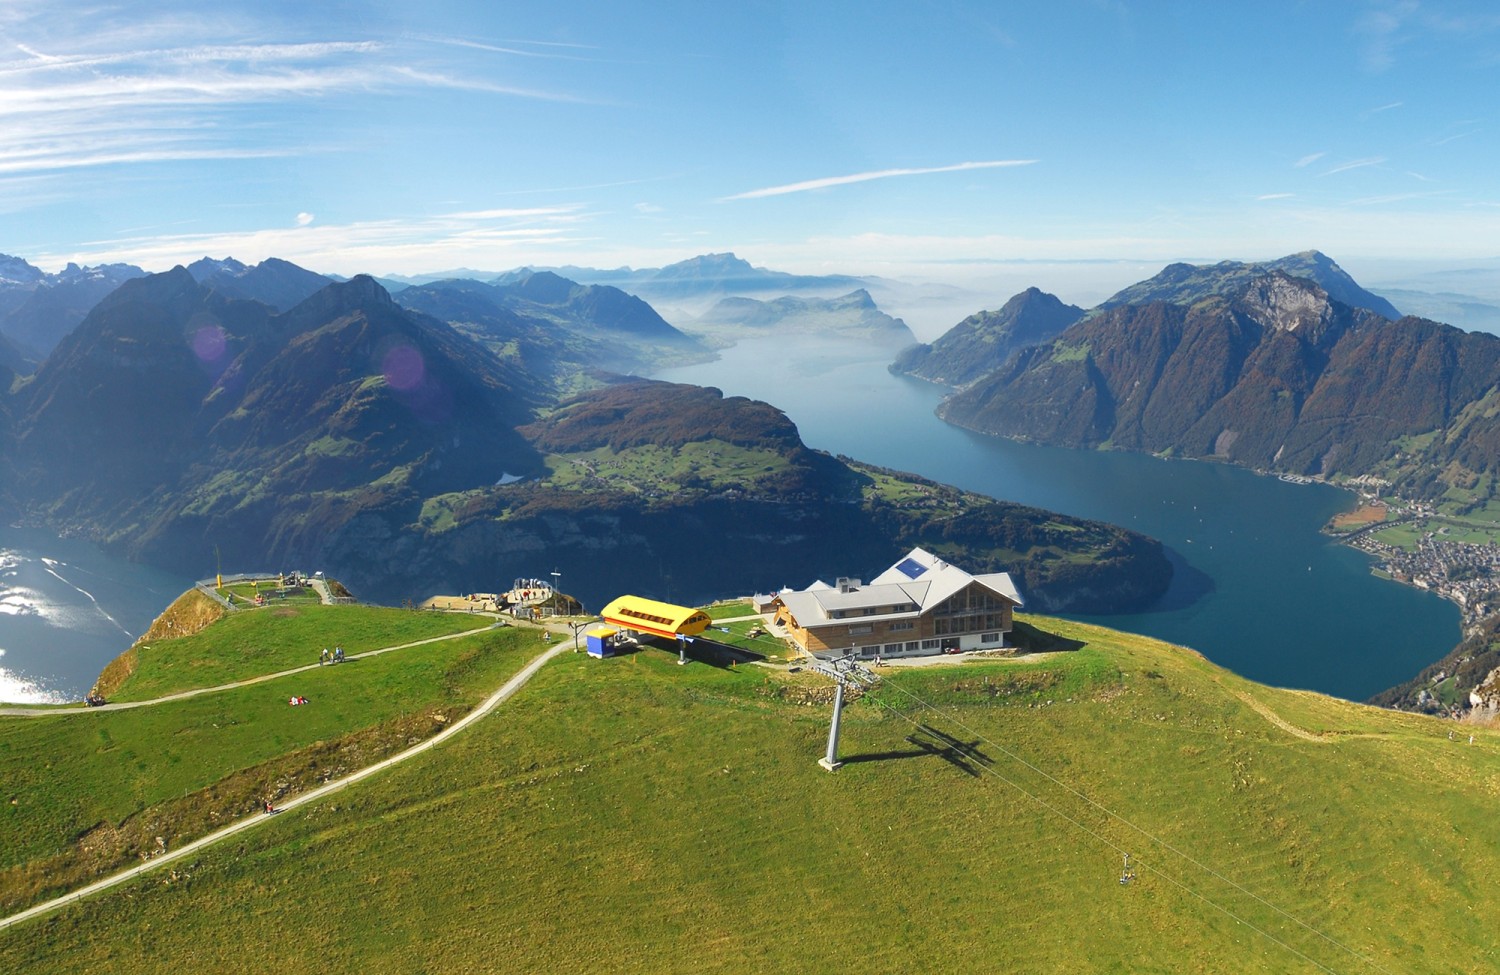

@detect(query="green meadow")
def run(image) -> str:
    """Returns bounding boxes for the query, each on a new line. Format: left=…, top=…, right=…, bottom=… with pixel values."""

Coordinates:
left=110, top=603, right=492, bottom=701
left=0, top=605, right=531, bottom=916
left=2, top=613, right=1496, bottom=973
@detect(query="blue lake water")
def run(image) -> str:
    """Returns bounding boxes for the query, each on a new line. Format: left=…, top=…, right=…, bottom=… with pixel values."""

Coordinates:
left=0, top=335, right=1461, bottom=704
left=0, top=526, right=192, bottom=703
left=655, top=336, right=1461, bottom=701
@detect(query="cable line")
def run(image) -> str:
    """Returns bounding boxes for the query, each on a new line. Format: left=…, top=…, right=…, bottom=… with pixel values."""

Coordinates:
left=862, top=673, right=1399, bottom=975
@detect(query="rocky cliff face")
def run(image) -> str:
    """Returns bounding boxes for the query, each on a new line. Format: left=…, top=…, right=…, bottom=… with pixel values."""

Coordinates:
left=940, top=272, right=1500, bottom=498
left=1468, top=665, right=1500, bottom=713
left=1097, top=250, right=1402, bottom=321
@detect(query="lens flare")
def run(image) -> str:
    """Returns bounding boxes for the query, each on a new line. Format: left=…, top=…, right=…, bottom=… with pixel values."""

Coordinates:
left=382, top=344, right=425, bottom=391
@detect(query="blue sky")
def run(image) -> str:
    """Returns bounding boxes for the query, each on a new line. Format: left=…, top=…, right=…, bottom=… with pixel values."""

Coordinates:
left=2, top=0, right=1498, bottom=295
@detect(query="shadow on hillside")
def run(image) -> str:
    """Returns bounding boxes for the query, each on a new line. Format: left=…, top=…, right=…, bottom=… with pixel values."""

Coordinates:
left=1011, top=620, right=1086, bottom=653
left=683, top=636, right=766, bottom=668
left=1146, top=546, right=1215, bottom=612
left=843, top=724, right=994, bottom=778
left=630, top=635, right=766, bottom=668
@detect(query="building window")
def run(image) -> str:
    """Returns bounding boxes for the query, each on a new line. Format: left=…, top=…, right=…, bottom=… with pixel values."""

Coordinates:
left=848, top=624, right=873, bottom=635
left=921, top=639, right=941, bottom=649
left=982, top=632, right=999, bottom=643
left=905, top=641, right=920, bottom=652
left=889, top=621, right=914, bottom=632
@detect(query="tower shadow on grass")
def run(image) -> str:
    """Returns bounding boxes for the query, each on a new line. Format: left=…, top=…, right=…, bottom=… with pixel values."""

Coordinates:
left=842, top=724, right=994, bottom=778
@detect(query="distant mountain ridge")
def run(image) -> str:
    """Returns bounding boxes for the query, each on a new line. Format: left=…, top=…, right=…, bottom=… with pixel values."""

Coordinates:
left=0, top=255, right=147, bottom=365
left=396, top=269, right=709, bottom=385
left=478, top=252, right=871, bottom=307
left=186, top=256, right=333, bottom=311
left=690, top=288, right=917, bottom=348
left=892, top=287, right=1084, bottom=388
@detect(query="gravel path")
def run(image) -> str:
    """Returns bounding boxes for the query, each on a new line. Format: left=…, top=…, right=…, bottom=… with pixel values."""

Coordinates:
left=0, top=639, right=569, bottom=932
left=0, top=623, right=500, bottom=718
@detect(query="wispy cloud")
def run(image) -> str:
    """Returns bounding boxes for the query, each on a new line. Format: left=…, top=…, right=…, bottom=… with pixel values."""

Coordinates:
left=1256, top=193, right=1295, bottom=201
left=722, top=160, right=1037, bottom=201
left=1320, top=157, right=1385, bottom=176
left=0, top=15, right=585, bottom=182
left=1355, top=1, right=1416, bottom=72
left=1433, top=130, right=1476, bottom=146
left=391, top=66, right=592, bottom=103
left=1344, top=190, right=1444, bottom=207
left=420, top=35, right=608, bottom=63
left=1294, top=152, right=1326, bottom=168
left=34, top=205, right=591, bottom=275
left=1365, top=100, right=1404, bottom=115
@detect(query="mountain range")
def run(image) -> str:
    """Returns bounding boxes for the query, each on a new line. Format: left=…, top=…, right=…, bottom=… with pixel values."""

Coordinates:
left=392, top=252, right=870, bottom=302
left=0, top=263, right=1172, bottom=614
left=0, top=257, right=147, bottom=365
left=185, top=256, right=334, bottom=311
left=928, top=255, right=1500, bottom=504
left=395, top=270, right=708, bottom=388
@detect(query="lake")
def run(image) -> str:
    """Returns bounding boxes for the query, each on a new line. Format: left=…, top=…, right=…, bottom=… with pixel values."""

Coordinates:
left=0, top=525, right=192, bottom=703
left=0, top=335, right=1462, bottom=705
left=655, top=336, right=1461, bottom=701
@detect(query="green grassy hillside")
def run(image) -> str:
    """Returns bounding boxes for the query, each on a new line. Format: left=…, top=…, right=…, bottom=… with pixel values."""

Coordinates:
left=2, top=614, right=1495, bottom=973
left=0, top=603, right=532, bottom=916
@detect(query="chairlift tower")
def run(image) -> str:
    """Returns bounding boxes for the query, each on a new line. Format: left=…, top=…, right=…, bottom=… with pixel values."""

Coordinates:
left=811, top=652, right=879, bottom=771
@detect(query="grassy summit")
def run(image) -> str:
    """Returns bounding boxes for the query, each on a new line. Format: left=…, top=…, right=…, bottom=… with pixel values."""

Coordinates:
left=0, top=598, right=530, bottom=917
left=2, top=611, right=1496, bottom=973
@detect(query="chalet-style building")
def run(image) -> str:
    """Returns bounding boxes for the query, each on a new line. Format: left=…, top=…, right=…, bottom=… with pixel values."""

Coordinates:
left=772, top=547, right=1023, bottom=659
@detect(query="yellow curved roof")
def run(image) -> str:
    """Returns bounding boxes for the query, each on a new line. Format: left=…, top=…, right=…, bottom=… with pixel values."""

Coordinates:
left=601, top=595, right=713, bottom=638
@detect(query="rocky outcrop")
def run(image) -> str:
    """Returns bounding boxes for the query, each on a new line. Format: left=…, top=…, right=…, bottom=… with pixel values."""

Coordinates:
left=1469, top=665, right=1500, bottom=713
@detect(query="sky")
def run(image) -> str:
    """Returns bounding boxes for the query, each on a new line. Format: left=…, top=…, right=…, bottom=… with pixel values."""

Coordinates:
left=1, top=0, right=1498, bottom=304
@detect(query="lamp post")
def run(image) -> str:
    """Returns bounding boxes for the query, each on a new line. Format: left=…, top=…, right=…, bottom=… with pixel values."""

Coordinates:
left=569, top=617, right=601, bottom=652
left=550, top=568, right=562, bottom=618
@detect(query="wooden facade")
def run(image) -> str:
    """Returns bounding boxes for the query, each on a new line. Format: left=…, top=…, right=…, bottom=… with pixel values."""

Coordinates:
left=775, top=580, right=1015, bottom=658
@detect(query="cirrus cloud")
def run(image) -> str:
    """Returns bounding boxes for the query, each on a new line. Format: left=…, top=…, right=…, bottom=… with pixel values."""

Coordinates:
left=721, top=159, right=1038, bottom=201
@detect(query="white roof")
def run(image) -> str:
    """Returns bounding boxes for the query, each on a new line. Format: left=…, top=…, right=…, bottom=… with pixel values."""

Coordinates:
left=777, top=546, right=1022, bottom=628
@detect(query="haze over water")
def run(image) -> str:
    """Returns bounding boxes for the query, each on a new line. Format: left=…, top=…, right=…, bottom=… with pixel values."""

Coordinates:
left=656, top=336, right=1461, bottom=701
left=0, top=527, right=191, bottom=703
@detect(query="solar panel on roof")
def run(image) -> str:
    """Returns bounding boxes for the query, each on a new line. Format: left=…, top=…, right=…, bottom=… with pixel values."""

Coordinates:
left=894, top=557, right=927, bottom=579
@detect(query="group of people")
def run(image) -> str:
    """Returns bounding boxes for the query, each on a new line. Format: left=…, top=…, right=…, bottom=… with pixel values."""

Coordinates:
left=288, top=695, right=309, bottom=706
left=318, top=645, right=346, bottom=665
